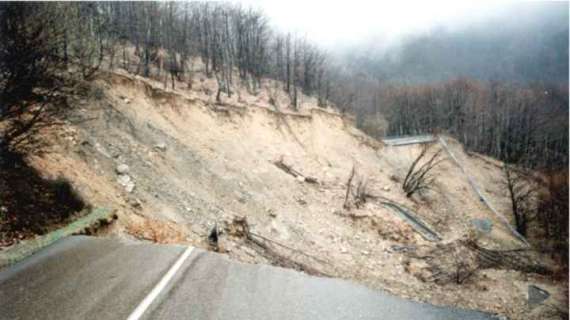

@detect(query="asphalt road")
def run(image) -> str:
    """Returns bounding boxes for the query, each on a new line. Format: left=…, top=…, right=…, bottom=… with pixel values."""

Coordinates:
left=382, top=135, right=436, bottom=146
left=0, top=236, right=496, bottom=320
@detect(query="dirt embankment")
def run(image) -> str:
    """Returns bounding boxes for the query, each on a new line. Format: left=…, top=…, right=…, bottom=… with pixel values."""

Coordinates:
left=12, top=71, right=568, bottom=320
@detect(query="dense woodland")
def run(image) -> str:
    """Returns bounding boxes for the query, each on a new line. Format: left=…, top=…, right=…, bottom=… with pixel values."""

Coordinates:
left=0, top=2, right=329, bottom=106
left=355, top=79, right=569, bottom=169
left=1, top=2, right=567, bottom=168
left=0, top=2, right=568, bottom=254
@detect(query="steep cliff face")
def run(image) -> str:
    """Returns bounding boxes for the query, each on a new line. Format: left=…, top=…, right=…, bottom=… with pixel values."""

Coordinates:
left=21, top=70, right=566, bottom=320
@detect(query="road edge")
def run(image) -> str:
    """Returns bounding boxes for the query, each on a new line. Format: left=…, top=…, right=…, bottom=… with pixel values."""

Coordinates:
left=0, top=207, right=116, bottom=268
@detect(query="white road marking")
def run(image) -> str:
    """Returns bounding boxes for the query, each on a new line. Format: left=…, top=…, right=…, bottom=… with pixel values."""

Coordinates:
left=126, top=246, right=194, bottom=320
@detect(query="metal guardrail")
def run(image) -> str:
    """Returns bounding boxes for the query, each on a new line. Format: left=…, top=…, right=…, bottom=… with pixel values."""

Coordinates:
left=382, top=135, right=436, bottom=146
left=379, top=134, right=530, bottom=247
left=438, top=137, right=530, bottom=247
left=381, top=201, right=442, bottom=242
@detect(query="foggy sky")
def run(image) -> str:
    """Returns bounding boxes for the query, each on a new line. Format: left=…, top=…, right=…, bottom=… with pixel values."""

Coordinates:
left=233, top=0, right=568, bottom=51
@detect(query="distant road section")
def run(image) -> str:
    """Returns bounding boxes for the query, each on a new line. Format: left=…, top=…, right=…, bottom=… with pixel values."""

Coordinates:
left=0, top=236, right=495, bottom=320
left=383, top=135, right=436, bottom=146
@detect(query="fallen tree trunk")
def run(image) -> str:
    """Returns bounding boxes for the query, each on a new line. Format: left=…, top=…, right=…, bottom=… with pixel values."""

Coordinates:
left=463, top=240, right=552, bottom=275
left=273, top=157, right=318, bottom=184
left=226, top=216, right=330, bottom=277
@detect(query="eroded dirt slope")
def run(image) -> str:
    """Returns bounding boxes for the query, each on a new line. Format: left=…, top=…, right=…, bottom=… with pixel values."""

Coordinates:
left=22, top=71, right=567, bottom=320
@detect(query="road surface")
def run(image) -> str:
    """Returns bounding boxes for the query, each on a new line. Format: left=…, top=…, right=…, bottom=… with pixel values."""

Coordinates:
left=382, top=135, right=436, bottom=146
left=0, top=236, right=496, bottom=320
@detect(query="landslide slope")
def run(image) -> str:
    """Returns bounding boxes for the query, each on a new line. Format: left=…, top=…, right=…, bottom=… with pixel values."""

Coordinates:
left=23, top=70, right=566, bottom=320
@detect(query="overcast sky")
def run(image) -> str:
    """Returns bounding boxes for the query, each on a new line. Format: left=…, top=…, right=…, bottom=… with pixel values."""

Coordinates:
left=231, top=0, right=565, bottom=50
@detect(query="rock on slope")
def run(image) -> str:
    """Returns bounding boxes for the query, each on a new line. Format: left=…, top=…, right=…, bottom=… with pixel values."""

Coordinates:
left=24, top=70, right=567, bottom=320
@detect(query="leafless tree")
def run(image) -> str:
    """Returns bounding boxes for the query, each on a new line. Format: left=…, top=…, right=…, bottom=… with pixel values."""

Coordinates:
left=402, top=145, right=444, bottom=198
left=504, top=165, right=537, bottom=237
left=537, top=170, right=568, bottom=264
left=343, top=166, right=371, bottom=210
left=0, top=3, right=66, bottom=150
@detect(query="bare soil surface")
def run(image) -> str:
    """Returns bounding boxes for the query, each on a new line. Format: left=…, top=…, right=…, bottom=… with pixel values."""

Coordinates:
left=6, top=69, right=567, bottom=319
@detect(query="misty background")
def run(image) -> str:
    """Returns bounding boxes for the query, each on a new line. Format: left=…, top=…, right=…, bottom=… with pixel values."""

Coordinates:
left=241, top=0, right=569, bottom=84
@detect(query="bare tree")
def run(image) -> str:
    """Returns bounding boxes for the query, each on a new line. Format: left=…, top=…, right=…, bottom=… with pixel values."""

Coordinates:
left=537, top=170, right=569, bottom=261
left=402, top=145, right=444, bottom=198
left=343, top=166, right=356, bottom=210
left=504, top=165, right=537, bottom=237
left=343, top=166, right=371, bottom=210
left=0, top=3, right=65, bottom=150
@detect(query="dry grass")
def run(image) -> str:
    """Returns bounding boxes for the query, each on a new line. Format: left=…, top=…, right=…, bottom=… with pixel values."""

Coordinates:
left=125, top=217, right=188, bottom=244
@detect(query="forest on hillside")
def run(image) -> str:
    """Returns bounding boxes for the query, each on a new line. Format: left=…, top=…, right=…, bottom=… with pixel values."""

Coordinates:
left=0, top=2, right=568, bottom=250
left=334, top=2, right=569, bottom=170
left=1, top=2, right=567, bottom=169
left=1, top=2, right=568, bottom=162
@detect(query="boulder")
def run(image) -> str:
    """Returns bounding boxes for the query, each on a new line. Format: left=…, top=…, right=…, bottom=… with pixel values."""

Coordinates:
left=117, top=174, right=135, bottom=193
left=116, top=164, right=130, bottom=175
left=471, top=218, right=493, bottom=234
left=154, top=143, right=167, bottom=152
left=528, top=285, right=550, bottom=306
